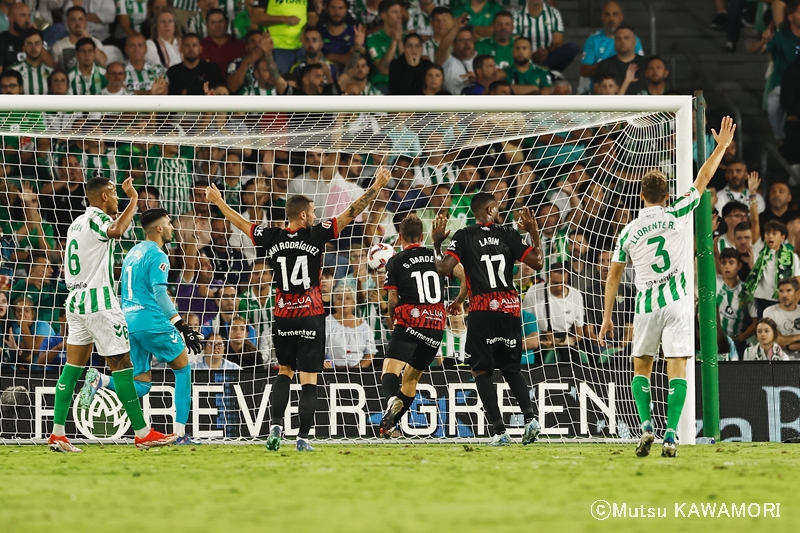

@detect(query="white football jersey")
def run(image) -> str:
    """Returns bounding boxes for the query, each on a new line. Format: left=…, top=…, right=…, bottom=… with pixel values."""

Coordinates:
left=612, top=187, right=699, bottom=314
left=64, top=207, right=119, bottom=314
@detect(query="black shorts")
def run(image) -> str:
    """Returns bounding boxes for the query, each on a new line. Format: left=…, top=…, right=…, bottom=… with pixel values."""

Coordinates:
left=273, top=315, right=326, bottom=373
left=465, top=311, right=522, bottom=374
left=385, top=326, right=443, bottom=371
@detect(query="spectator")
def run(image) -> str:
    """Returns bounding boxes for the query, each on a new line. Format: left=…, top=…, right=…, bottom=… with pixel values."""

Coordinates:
left=201, top=285, right=257, bottom=343
left=192, top=333, right=242, bottom=369
left=227, top=30, right=263, bottom=94
left=288, top=151, right=330, bottom=217
left=593, top=25, right=648, bottom=94
left=551, top=78, right=572, bottom=94
left=534, top=201, right=569, bottom=278
left=10, top=296, right=62, bottom=366
left=585, top=248, right=633, bottom=358
left=743, top=317, right=789, bottom=361
left=64, top=0, right=117, bottom=43
left=0, top=0, right=12, bottom=34
left=176, top=252, right=222, bottom=324
left=743, top=220, right=800, bottom=316
left=168, top=33, right=224, bottom=94
left=116, top=0, right=150, bottom=44
left=10, top=30, right=53, bottom=95
left=475, top=10, right=515, bottom=69
left=226, top=315, right=260, bottom=368
left=146, top=142, right=194, bottom=217
left=718, top=202, right=755, bottom=251
left=324, top=286, right=376, bottom=369
left=285, top=62, right=331, bottom=95
left=200, top=8, right=246, bottom=83
left=579, top=1, right=643, bottom=94
left=715, top=160, right=766, bottom=214
left=237, top=256, right=274, bottom=363
left=0, top=66, right=21, bottom=93
left=420, top=63, right=449, bottom=95
left=453, top=0, right=501, bottom=39
left=124, top=33, right=168, bottom=94
left=290, top=26, right=338, bottom=85
left=10, top=251, right=68, bottom=331
left=39, top=154, right=86, bottom=241
left=635, top=55, right=669, bottom=95
left=0, top=3, right=56, bottom=73
left=249, top=0, right=307, bottom=74
left=145, top=8, right=182, bottom=68
left=215, top=150, right=248, bottom=208
left=366, top=0, right=405, bottom=93
left=436, top=22, right=476, bottom=95
left=417, top=184, right=463, bottom=246
left=716, top=248, right=758, bottom=355
left=320, top=0, right=358, bottom=69
left=406, top=0, right=435, bottom=41
left=787, top=211, right=800, bottom=251
left=175, top=180, right=213, bottom=251
left=566, top=229, right=592, bottom=294
left=505, top=36, right=552, bottom=95
left=389, top=33, right=432, bottom=95
left=513, top=0, right=579, bottom=73
left=9, top=189, right=56, bottom=262
left=412, top=136, right=458, bottom=195
left=461, top=54, right=496, bottom=95
left=203, top=217, right=249, bottom=286
left=421, top=6, right=452, bottom=60
left=188, top=0, right=219, bottom=38
left=0, top=291, right=12, bottom=364
left=52, top=6, right=108, bottom=71
left=763, top=278, right=800, bottom=358
left=486, top=79, right=511, bottom=94
left=760, top=181, right=795, bottom=226
left=68, top=38, right=108, bottom=95
left=730, top=221, right=759, bottom=281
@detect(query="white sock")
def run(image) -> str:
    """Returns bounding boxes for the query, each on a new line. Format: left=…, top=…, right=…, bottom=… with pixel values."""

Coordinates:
left=52, top=423, right=66, bottom=437
left=175, top=423, right=186, bottom=437
left=99, top=374, right=111, bottom=388
left=134, top=426, right=150, bottom=439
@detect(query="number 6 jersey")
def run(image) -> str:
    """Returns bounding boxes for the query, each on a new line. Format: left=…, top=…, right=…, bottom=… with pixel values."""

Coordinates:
left=251, top=220, right=338, bottom=318
left=612, top=187, right=700, bottom=314
left=384, top=244, right=446, bottom=330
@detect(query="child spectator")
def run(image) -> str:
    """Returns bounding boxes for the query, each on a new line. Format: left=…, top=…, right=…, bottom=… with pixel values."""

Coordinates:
left=743, top=317, right=789, bottom=361
left=715, top=248, right=757, bottom=354
left=742, top=220, right=800, bottom=317
left=324, top=286, right=376, bottom=369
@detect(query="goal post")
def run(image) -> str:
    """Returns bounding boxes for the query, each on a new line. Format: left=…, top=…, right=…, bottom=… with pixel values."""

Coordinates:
left=0, top=95, right=700, bottom=444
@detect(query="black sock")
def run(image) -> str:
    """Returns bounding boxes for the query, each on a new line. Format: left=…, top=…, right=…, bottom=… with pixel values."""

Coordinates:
left=394, top=391, right=415, bottom=424
left=504, top=371, right=535, bottom=422
left=298, top=384, right=317, bottom=439
left=475, top=373, right=505, bottom=435
left=381, top=372, right=400, bottom=402
left=270, top=374, right=291, bottom=427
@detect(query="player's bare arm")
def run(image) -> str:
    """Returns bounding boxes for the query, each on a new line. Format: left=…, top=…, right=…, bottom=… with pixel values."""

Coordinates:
left=431, top=214, right=458, bottom=277
left=517, top=207, right=544, bottom=271
left=598, top=261, right=626, bottom=346
left=694, top=116, right=736, bottom=195
left=336, top=167, right=391, bottom=230
left=205, top=183, right=253, bottom=235
left=386, top=289, right=398, bottom=332
left=448, top=264, right=468, bottom=315
left=106, top=177, right=138, bottom=239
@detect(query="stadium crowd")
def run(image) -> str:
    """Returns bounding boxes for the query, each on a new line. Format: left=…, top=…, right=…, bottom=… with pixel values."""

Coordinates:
left=1, top=0, right=800, bottom=373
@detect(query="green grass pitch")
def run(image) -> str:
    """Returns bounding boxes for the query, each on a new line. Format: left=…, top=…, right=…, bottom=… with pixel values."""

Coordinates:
left=0, top=443, right=796, bottom=533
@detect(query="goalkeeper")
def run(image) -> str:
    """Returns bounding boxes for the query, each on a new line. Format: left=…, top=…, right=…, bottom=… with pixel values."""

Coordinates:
left=80, top=209, right=204, bottom=445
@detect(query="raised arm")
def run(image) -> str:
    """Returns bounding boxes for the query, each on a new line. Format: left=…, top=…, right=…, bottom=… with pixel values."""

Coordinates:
left=335, top=167, right=391, bottom=231
left=598, top=261, right=626, bottom=346
left=261, top=33, right=288, bottom=95
left=205, top=183, right=253, bottom=235
left=431, top=213, right=458, bottom=277
left=748, top=171, right=761, bottom=242
left=106, top=177, right=138, bottom=239
left=694, top=115, right=736, bottom=196
left=517, top=207, right=544, bottom=271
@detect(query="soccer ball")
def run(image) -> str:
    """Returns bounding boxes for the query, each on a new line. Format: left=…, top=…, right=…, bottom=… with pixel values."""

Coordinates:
left=367, top=243, right=395, bottom=271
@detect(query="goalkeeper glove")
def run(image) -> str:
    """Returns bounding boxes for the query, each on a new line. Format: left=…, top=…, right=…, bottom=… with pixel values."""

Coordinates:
left=174, top=318, right=204, bottom=355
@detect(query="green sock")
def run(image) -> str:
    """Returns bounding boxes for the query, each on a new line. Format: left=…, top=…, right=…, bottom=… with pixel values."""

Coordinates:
left=631, top=375, right=652, bottom=429
left=666, top=378, right=688, bottom=438
left=112, top=368, right=147, bottom=432
left=53, top=363, right=84, bottom=426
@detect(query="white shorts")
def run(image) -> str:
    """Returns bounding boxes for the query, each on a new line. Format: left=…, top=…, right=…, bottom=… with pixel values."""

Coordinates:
left=631, top=299, right=694, bottom=358
left=66, top=307, right=131, bottom=357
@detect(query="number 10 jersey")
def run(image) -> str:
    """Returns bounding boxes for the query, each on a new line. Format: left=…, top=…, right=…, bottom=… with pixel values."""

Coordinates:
left=384, top=244, right=446, bottom=330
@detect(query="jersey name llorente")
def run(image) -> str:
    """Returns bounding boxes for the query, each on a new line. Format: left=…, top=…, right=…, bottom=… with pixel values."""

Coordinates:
left=613, top=187, right=700, bottom=314
left=64, top=207, right=117, bottom=314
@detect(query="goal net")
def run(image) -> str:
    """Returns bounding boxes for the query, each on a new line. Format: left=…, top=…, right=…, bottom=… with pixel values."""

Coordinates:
left=0, top=95, right=695, bottom=444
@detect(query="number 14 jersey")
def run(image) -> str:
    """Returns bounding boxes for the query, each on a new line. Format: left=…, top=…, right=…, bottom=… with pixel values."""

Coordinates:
left=612, top=187, right=699, bottom=314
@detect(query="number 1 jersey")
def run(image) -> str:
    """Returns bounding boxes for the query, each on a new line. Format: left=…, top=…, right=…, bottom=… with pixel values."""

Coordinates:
left=445, top=222, right=533, bottom=317
left=251, top=220, right=338, bottom=318
left=383, top=244, right=446, bottom=330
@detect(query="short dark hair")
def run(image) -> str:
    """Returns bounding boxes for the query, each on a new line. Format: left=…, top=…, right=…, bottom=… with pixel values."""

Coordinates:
left=75, top=37, right=95, bottom=51
left=183, top=32, right=201, bottom=43
left=514, top=36, right=532, bottom=47
left=22, top=28, right=43, bottom=42
left=549, top=263, right=569, bottom=278
left=137, top=185, right=160, bottom=198
left=595, top=73, right=618, bottom=84
left=286, top=195, right=313, bottom=220
left=141, top=208, right=170, bottom=231
left=764, top=220, right=789, bottom=237
left=494, top=10, right=514, bottom=22
left=378, top=0, right=403, bottom=14
left=301, top=63, right=324, bottom=78
left=470, top=192, right=496, bottom=216
left=0, top=69, right=22, bottom=86
left=66, top=5, right=86, bottom=17
left=303, top=25, right=322, bottom=38
left=758, top=317, right=779, bottom=337
left=722, top=201, right=748, bottom=218
left=719, top=248, right=741, bottom=263
left=615, top=23, right=635, bottom=34
left=778, top=277, right=800, bottom=291
left=431, top=6, right=451, bottom=17
left=487, top=80, right=511, bottom=94
left=786, top=210, right=800, bottom=224
left=86, top=177, right=113, bottom=196
left=646, top=55, right=667, bottom=68
left=403, top=33, right=422, bottom=46
left=473, top=54, right=494, bottom=72
left=641, top=170, right=668, bottom=203
left=399, top=215, right=423, bottom=242
left=733, top=221, right=751, bottom=233
left=206, top=7, right=228, bottom=23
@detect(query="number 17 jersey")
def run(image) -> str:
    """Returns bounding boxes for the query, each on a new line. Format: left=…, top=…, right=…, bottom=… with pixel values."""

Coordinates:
left=251, top=220, right=338, bottom=318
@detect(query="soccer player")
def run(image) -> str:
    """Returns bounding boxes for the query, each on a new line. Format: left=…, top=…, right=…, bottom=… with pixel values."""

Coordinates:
left=431, top=194, right=544, bottom=446
left=79, top=208, right=204, bottom=444
left=379, top=215, right=467, bottom=438
left=205, top=167, right=392, bottom=451
left=48, top=178, right=177, bottom=452
left=599, top=116, right=737, bottom=458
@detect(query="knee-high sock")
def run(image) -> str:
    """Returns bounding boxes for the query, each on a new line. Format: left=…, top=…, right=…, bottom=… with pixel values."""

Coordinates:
left=52, top=363, right=84, bottom=435
left=665, top=378, right=687, bottom=439
left=631, top=375, right=652, bottom=430
left=381, top=372, right=400, bottom=402
left=112, top=368, right=147, bottom=432
left=298, top=384, right=317, bottom=439
left=107, top=377, right=152, bottom=398
left=270, top=374, right=291, bottom=427
left=474, top=373, right=504, bottom=435
left=504, top=371, right=535, bottom=422
left=172, top=365, right=191, bottom=427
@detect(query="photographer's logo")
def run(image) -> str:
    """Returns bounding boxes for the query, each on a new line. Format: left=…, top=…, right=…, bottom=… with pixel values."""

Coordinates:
left=72, top=388, right=130, bottom=440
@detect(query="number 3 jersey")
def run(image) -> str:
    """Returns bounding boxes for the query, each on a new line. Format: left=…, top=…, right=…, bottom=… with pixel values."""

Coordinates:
left=251, top=220, right=338, bottom=318
left=445, top=222, right=533, bottom=317
left=612, top=187, right=700, bottom=314
left=383, top=244, right=446, bottom=330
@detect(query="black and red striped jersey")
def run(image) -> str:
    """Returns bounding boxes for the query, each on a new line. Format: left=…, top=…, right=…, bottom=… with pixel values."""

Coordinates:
left=251, top=219, right=338, bottom=318
left=384, top=244, right=446, bottom=330
left=445, top=222, right=532, bottom=317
